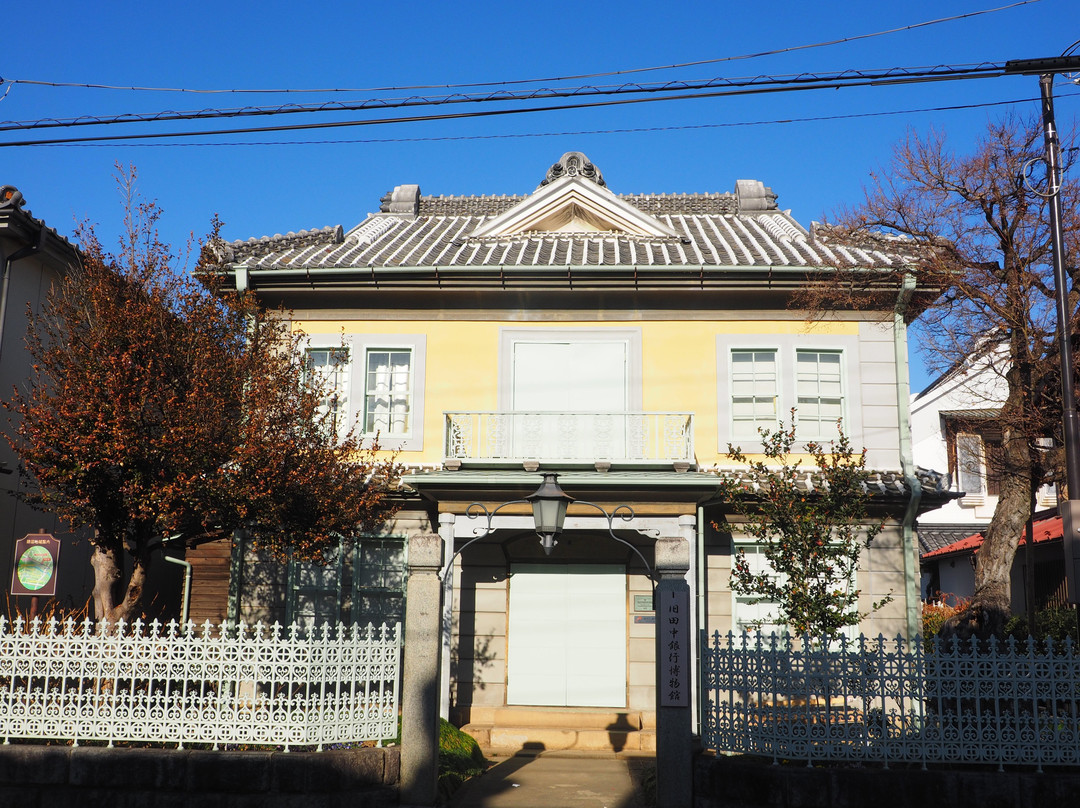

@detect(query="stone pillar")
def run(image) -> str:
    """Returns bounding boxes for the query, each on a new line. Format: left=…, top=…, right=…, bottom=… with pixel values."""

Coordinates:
left=655, top=536, right=693, bottom=808
left=400, top=533, right=443, bottom=807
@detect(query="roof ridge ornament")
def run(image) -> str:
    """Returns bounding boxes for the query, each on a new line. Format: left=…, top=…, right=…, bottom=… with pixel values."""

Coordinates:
left=539, top=152, right=605, bottom=189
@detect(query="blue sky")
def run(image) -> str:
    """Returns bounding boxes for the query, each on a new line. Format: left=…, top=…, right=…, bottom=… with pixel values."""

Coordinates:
left=3, top=1, right=1077, bottom=390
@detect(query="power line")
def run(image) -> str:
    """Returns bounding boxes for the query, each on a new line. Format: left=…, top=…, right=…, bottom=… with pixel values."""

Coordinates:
left=0, top=2, right=1037, bottom=97
left=0, top=63, right=1008, bottom=135
left=29, top=93, right=1077, bottom=149
left=0, top=70, right=1024, bottom=149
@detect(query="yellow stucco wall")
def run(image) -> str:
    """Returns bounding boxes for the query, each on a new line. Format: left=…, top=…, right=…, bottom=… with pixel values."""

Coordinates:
left=298, top=318, right=859, bottom=467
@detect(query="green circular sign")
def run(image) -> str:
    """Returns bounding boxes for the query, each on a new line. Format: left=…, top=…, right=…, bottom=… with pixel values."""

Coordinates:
left=16, top=545, right=54, bottom=591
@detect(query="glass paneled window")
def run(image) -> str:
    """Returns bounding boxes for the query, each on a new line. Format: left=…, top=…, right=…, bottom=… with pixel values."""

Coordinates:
left=306, top=348, right=349, bottom=435
left=352, top=538, right=406, bottom=628
left=955, top=433, right=986, bottom=496
left=288, top=546, right=344, bottom=631
left=364, top=349, right=413, bottom=436
left=731, top=350, right=779, bottom=438
left=732, top=542, right=858, bottom=644
left=796, top=350, right=844, bottom=437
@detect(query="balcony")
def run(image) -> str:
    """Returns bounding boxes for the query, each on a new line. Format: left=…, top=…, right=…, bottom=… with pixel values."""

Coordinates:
left=444, top=411, right=694, bottom=468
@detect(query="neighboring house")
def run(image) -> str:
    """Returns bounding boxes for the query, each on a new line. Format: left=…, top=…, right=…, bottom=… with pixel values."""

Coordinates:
left=0, top=187, right=95, bottom=619
left=921, top=510, right=1068, bottom=613
left=911, top=342, right=1057, bottom=603
left=208, top=152, right=952, bottom=749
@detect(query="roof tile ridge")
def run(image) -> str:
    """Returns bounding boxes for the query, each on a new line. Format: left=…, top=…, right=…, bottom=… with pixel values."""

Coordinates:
left=419, top=193, right=526, bottom=201
left=229, top=224, right=343, bottom=249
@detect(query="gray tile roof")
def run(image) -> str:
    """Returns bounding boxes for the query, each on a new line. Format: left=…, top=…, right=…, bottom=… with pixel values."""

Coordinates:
left=218, top=190, right=913, bottom=273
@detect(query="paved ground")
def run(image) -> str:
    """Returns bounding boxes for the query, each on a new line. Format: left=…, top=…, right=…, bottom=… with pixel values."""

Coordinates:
left=448, top=750, right=653, bottom=808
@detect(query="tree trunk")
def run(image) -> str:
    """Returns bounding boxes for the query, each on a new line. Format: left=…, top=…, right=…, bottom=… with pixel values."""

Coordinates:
left=90, top=538, right=150, bottom=624
left=90, top=542, right=123, bottom=621
left=942, top=352, right=1035, bottom=641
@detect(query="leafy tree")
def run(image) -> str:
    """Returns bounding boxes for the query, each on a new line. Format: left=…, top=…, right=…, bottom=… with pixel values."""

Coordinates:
left=812, top=115, right=1080, bottom=639
left=6, top=173, right=400, bottom=623
left=720, top=415, right=887, bottom=640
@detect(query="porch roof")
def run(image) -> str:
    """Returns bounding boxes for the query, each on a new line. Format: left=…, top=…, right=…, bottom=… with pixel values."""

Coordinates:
left=403, top=465, right=958, bottom=512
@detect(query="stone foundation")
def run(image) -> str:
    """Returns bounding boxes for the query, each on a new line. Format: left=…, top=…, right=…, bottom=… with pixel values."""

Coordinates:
left=0, top=744, right=398, bottom=807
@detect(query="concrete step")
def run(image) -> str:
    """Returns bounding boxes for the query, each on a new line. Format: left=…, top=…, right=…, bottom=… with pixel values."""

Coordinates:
left=460, top=708, right=656, bottom=754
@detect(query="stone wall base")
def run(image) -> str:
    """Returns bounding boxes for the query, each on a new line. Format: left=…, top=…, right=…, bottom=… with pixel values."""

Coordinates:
left=0, top=744, right=398, bottom=807
left=696, top=753, right=1080, bottom=808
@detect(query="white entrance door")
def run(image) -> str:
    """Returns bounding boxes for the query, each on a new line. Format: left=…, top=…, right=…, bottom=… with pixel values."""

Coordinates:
left=506, top=563, right=627, bottom=707
left=511, top=341, right=629, bottom=459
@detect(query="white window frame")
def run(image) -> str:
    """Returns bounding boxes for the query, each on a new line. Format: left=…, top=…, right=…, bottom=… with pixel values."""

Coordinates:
left=362, top=346, right=415, bottom=439
left=730, top=537, right=859, bottom=644
left=794, top=349, right=846, bottom=440
left=729, top=348, right=780, bottom=440
left=717, top=335, right=862, bottom=455
left=955, top=432, right=987, bottom=505
left=305, top=346, right=351, bottom=439
left=304, top=332, right=427, bottom=453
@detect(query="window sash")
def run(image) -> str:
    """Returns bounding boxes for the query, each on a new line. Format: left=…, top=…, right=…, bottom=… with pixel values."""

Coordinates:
left=364, top=349, right=413, bottom=436
left=730, top=349, right=779, bottom=438
left=795, top=350, right=844, bottom=437
left=955, top=433, right=986, bottom=496
left=306, top=347, right=349, bottom=436
left=351, top=538, right=406, bottom=628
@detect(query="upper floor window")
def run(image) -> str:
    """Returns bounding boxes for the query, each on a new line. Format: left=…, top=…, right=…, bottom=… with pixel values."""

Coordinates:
left=951, top=429, right=1003, bottom=501
left=731, top=349, right=779, bottom=439
left=364, top=348, right=413, bottom=437
left=795, top=350, right=844, bottom=438
left=306, top=347, right=350, bottom=436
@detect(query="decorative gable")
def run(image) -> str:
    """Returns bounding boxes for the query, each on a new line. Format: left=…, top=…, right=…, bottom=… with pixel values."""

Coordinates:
left=471, top=152, right=679, bottom=239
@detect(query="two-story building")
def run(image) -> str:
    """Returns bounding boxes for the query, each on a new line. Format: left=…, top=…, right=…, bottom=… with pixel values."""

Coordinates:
left=208, top=152, right=951, bottom=750
left=0, top=187, right=96, bottom=618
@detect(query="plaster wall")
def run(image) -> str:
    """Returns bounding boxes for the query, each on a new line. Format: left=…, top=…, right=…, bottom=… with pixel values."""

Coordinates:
left=298, top=314, right=896, bottom=471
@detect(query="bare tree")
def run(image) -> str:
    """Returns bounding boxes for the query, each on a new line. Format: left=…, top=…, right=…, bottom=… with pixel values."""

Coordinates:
left=808, top=115, right=1080, bottom=639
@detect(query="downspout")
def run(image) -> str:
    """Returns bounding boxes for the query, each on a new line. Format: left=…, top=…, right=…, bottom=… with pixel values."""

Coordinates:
left=163, top=554, right=193, bottom=626
left=226, top=267, right=252, bottom=626
left=696, top=504, right=706, bottom=738
left=894, top=271, right=922, bottom=640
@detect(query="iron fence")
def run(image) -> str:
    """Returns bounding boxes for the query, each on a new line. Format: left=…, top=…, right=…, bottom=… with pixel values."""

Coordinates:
left=703, top=630, right=1080, bottom=769
left=0, top=616, right=400, bottom=751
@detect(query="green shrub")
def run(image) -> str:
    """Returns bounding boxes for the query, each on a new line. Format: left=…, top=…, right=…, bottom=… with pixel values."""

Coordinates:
left=1006, top=606, right=1079, bottom=647
left=437, top=719, right=487, bottom=799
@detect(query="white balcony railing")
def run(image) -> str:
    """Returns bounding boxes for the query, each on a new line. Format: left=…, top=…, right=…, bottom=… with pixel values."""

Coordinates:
left=444, top=411, right=694, bottom=465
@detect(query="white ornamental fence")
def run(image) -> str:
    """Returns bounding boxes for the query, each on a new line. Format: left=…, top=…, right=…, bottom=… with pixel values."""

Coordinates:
left=704, top=631, right=1080, bottom=770
left=0, top=616, right=401, bottom=751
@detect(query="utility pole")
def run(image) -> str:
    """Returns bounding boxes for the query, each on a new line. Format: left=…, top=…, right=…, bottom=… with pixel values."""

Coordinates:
left=1004, top=56, right=1080, bottom=603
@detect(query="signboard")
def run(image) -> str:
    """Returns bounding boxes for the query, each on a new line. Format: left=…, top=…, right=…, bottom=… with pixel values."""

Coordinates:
left=633, top=594, right=654, bottom=612
left=659, top=587, right=690, bottom=707
left=10, top=534, right=60, bottom=597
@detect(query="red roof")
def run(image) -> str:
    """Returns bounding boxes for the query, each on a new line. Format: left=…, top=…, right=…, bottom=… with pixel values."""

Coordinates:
left=922, top=515, right=1062, bottom=559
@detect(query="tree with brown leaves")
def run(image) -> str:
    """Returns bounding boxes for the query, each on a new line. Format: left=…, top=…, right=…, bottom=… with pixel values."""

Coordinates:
left=6, top=175, right=400, bottom=623
left=816, top=115, right=1079, bottom=640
